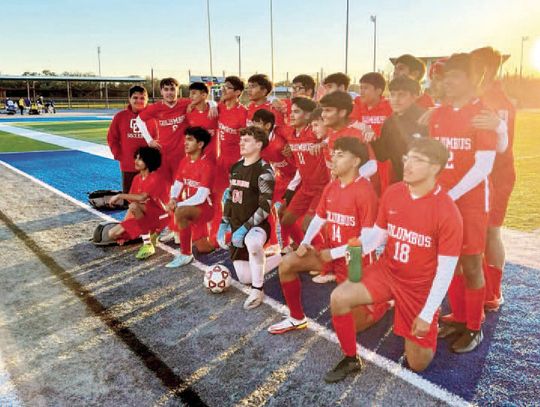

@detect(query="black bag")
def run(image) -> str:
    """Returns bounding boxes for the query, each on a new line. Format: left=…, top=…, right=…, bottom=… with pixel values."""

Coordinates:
left=88, top=190, right=126, bottom=209
left=92, top=221, right=120, bottom=246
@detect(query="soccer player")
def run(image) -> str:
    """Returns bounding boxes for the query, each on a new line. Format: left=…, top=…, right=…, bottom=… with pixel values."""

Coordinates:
left=186, top=82, right=218, bottom=161
left=392, top=54, right=435, bottom=109
left=217, top=126, right=276, bottom=309
left=272, top=74, right=316, bottom=123
left=471, top=46, right=516, bottom=311
left=431, top=53, right=498, bottom=352
left=107, top=85, right=157, bottom=193
left=280, top=97, right=330, bottom=244
left=325, top=138, right=462, bottom=382
left=246, top=74, right=284, bottom=126
left=165, top=127, right=215, bottom=268
left=108, top=147, right=168, bottom=260
left=372, top=76, right=428, bottom=182
left=267, top=137, right=378, bottom=334
left=323, top=72, right=350, bottom=93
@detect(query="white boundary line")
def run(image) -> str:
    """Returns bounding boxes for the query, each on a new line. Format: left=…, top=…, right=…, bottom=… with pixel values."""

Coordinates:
left=0, top=159, right=470, bottom=407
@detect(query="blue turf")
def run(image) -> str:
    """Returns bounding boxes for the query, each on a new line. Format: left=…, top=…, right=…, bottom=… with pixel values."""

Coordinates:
left=0, top=116, right=112, bottom=123
left=1, top=149, right=538, bottom=405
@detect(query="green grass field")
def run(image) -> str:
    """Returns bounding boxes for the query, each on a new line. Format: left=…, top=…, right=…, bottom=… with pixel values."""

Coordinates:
left=0, top=130, right=65, bottom=152
left=2, top=112, right=540, bottom=231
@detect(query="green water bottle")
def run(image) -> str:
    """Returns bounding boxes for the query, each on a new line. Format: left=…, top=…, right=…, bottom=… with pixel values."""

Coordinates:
left=346, top=238, right=363, bottom=282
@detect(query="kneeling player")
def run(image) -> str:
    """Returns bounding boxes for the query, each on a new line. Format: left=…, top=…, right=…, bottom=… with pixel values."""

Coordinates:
left=108, top=147, right=168, bottom=259
left=165, top=127, right=215, bottom=268
left=268, top=137, right=378, bottom=334
left=217, top=126, right=278, bottom=309
left=325, top=138, right=462, bottom=382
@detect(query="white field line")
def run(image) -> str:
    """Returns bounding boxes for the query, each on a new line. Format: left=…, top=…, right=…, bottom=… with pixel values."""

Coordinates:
left=0, top=160, right=471, bottom=407
left=0, top=339, right=24, bottom=407
left=0, top=124, right=113, bottom=159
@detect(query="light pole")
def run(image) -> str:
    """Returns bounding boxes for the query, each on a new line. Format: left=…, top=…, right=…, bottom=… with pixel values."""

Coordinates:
left=97, top=46, right=102, bottom=99
left=520, top=36, right=529, bottom=80
left=345, top=0, right=349, bottom=74
left=235, top=36, right=242, bottom=78
left=370, top=15, right=377, bottom=72
left=270, top=0, right=275, bottom=82
left=206, top=0, right=214, bottom=77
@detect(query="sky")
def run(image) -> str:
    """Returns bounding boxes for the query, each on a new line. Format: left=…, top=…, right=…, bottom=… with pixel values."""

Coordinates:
left=2, top=0, right=540, bottom=83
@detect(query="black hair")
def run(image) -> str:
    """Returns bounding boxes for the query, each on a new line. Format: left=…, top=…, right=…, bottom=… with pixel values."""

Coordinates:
left=129, top=85, right=147, bottom=98
left=185, top=126, right=211, bottom=150
left=388, top=76, right=421, bottom=95
left=395, top=54, right=426, bottom=80
left=189, top=82, right=209, bottom=94
left=333, top=137, right=368, bottom=166
left=407, top=138, right=449, bottom=172
left=240, top=126, right=270, bottom=149
left=323, top=72, right=350, bottom=89
left=310, top=107, right=323, bottom=121
left=252, top=109, right=276, bottom=130
left=292, top=74, right=316, bottom=94
left=160, top=77, right=179, bottom=88
left=134, top=146, right=162, bottom=172
left=248, top=74, right=273, bottom=95
left=291, top=96, right=317, bottom=113
left=319, top=91, right=353, bottom=115
left=360, top=72, right=386, bottom=91
left=224, top=75, right=245, bottom=92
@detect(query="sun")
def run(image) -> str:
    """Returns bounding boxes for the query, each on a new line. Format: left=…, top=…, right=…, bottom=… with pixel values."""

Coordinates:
left=532, top=38, right=540, bottom=73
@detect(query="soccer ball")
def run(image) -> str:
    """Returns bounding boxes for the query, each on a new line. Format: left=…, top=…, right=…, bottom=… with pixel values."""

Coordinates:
left=204, top=264, right=232, bottom=293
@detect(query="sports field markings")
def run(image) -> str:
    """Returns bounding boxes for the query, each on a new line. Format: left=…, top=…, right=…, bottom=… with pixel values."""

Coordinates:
left=0, top=160, right=471, bottom=406
left=0, top=124, right=112, bottom=159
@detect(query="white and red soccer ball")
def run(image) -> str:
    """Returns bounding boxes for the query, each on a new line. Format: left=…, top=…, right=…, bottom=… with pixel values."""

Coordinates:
left=204, top=264, right=232, bottom=293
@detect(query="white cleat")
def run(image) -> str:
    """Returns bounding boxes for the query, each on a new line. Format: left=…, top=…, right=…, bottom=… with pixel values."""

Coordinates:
left=243, top=288, right=264, bottom=310
left=268, top=316, right=308, bottom=334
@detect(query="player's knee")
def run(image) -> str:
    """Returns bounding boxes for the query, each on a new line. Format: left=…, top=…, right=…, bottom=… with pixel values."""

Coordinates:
left=330, top=285, right=349, bottom=314
left=278, top=253, right=296, bottom=277
left=406, top=355, right=432, bottom=372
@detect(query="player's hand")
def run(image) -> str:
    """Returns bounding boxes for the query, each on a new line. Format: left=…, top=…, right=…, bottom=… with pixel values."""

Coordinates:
left=208, top=100, right=218, bottom=119
left=472, top=109, right=500, bottom=131
left=166, top=199, right=177, bottom=212
left=281, top=144, right=292, bottom=158
left=296, top=243, right=313, bottom=257
left=231, top=225, right=249, bottom=248
left=149, top=139, right=161, bottom=149
left=411, top=316, right=430, bottom=338
left=217, top=223, right=230, bottom=250
left=417, top=108, right=435, bottom=126
left=320, top=249, right=333, bottom=263
left=108, top=194, right=121, bottom=207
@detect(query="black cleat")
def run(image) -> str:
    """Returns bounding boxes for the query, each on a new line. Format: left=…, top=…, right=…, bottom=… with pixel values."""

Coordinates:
left=451, top=329, right=484, bottom=353
left=438, top=321, right=466, bottom=339
left=324, top=355, right=364, bottom=383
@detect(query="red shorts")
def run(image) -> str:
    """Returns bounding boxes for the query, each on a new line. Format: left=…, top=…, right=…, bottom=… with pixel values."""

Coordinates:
left=489, top=177, right=515, bottom=227
left=160, top=144, right=185, bottom=185
left=121, top=204, right=168, bottom=240
left=273, top=173, right=294, bottom=203
left=361, top=259, right=439, bottom=351
left=287, top=184, right=325, bottom=217
left=190, top=202, right=215, bottom=241
left=457, top=204, right=489, bottom=255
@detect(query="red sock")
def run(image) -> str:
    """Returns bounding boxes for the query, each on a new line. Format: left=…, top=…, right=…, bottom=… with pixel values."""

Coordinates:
left=332, top=313, right=357, bottom=357
left=447, top=274, right=466, bottom=323
left=485, top=264, right=503, bottom=302
left=179, top=226, right=192, bottom=255
left=282, top=222, right=304, bottom=246
left=465, top=286, right=486, bottom=331
left=281, top=278, right=304, bottom=320
left=268, top=210, right=278, bottom=245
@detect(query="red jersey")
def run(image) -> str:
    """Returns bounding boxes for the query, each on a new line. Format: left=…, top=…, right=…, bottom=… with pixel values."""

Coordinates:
left=350, top=97, right=393, bottom=136
left=416, top=91, right=435, bottom=109
left=246, top=100, right=284, bottom=127
left=261, top=126, right=297, bottom=179
left=316, top=177, right=378, bottom=248
left=129, top=171, right=168, bottom=211
left=286, top=125, right=330, bottom=188
left=481, top=81, right=516, bottom=184
left=107, top=105, right=158, bottom=172
left=429, top=98, right=498, bottom=210
left=187, top=105, right=218, bottom=159
left=325, top=122, right=376, bottom=166
left=377, top=182, right=463, bottom=288
left=138, top=99, right=191, bottom=150
left=174, top=155, right=214, bottom=205
left=217, top=102, right=247, bottom=162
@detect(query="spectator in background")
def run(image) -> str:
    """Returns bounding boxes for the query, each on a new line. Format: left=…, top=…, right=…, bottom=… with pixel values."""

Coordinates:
left=18, top=97, right=25, bottom=115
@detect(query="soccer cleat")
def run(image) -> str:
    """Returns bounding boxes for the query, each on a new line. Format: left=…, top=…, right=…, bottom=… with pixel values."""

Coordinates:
left=150, top=232, right=158, bottom=246
left=268, top=316, right=308, bottom=334
left=243, top=288, right=264, bottom=310
left=484, top=294, right=505, bottom=312
left=324, top=355, right=364, bottom=383
left=165, top=253, right=194, bottom=268
left=313, top=273, right=337, bottom=284
left=135, top=244, right=155, bottom=260
left=159, top=230, right=179, bottom=243
left=438, top=321, right=466, bottom=339
left=451, top=329, right=484, bottom=353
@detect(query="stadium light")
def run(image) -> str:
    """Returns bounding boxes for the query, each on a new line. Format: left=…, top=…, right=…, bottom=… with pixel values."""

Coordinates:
left=345, top=0, right=350, bottom=74
left=370, top=15, right=377, bottom=72
left=520, top=36, right=529, bottom=80
left=235, top=36, right=242, bottom=78
left=207, top=0, right=214, bottom=77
